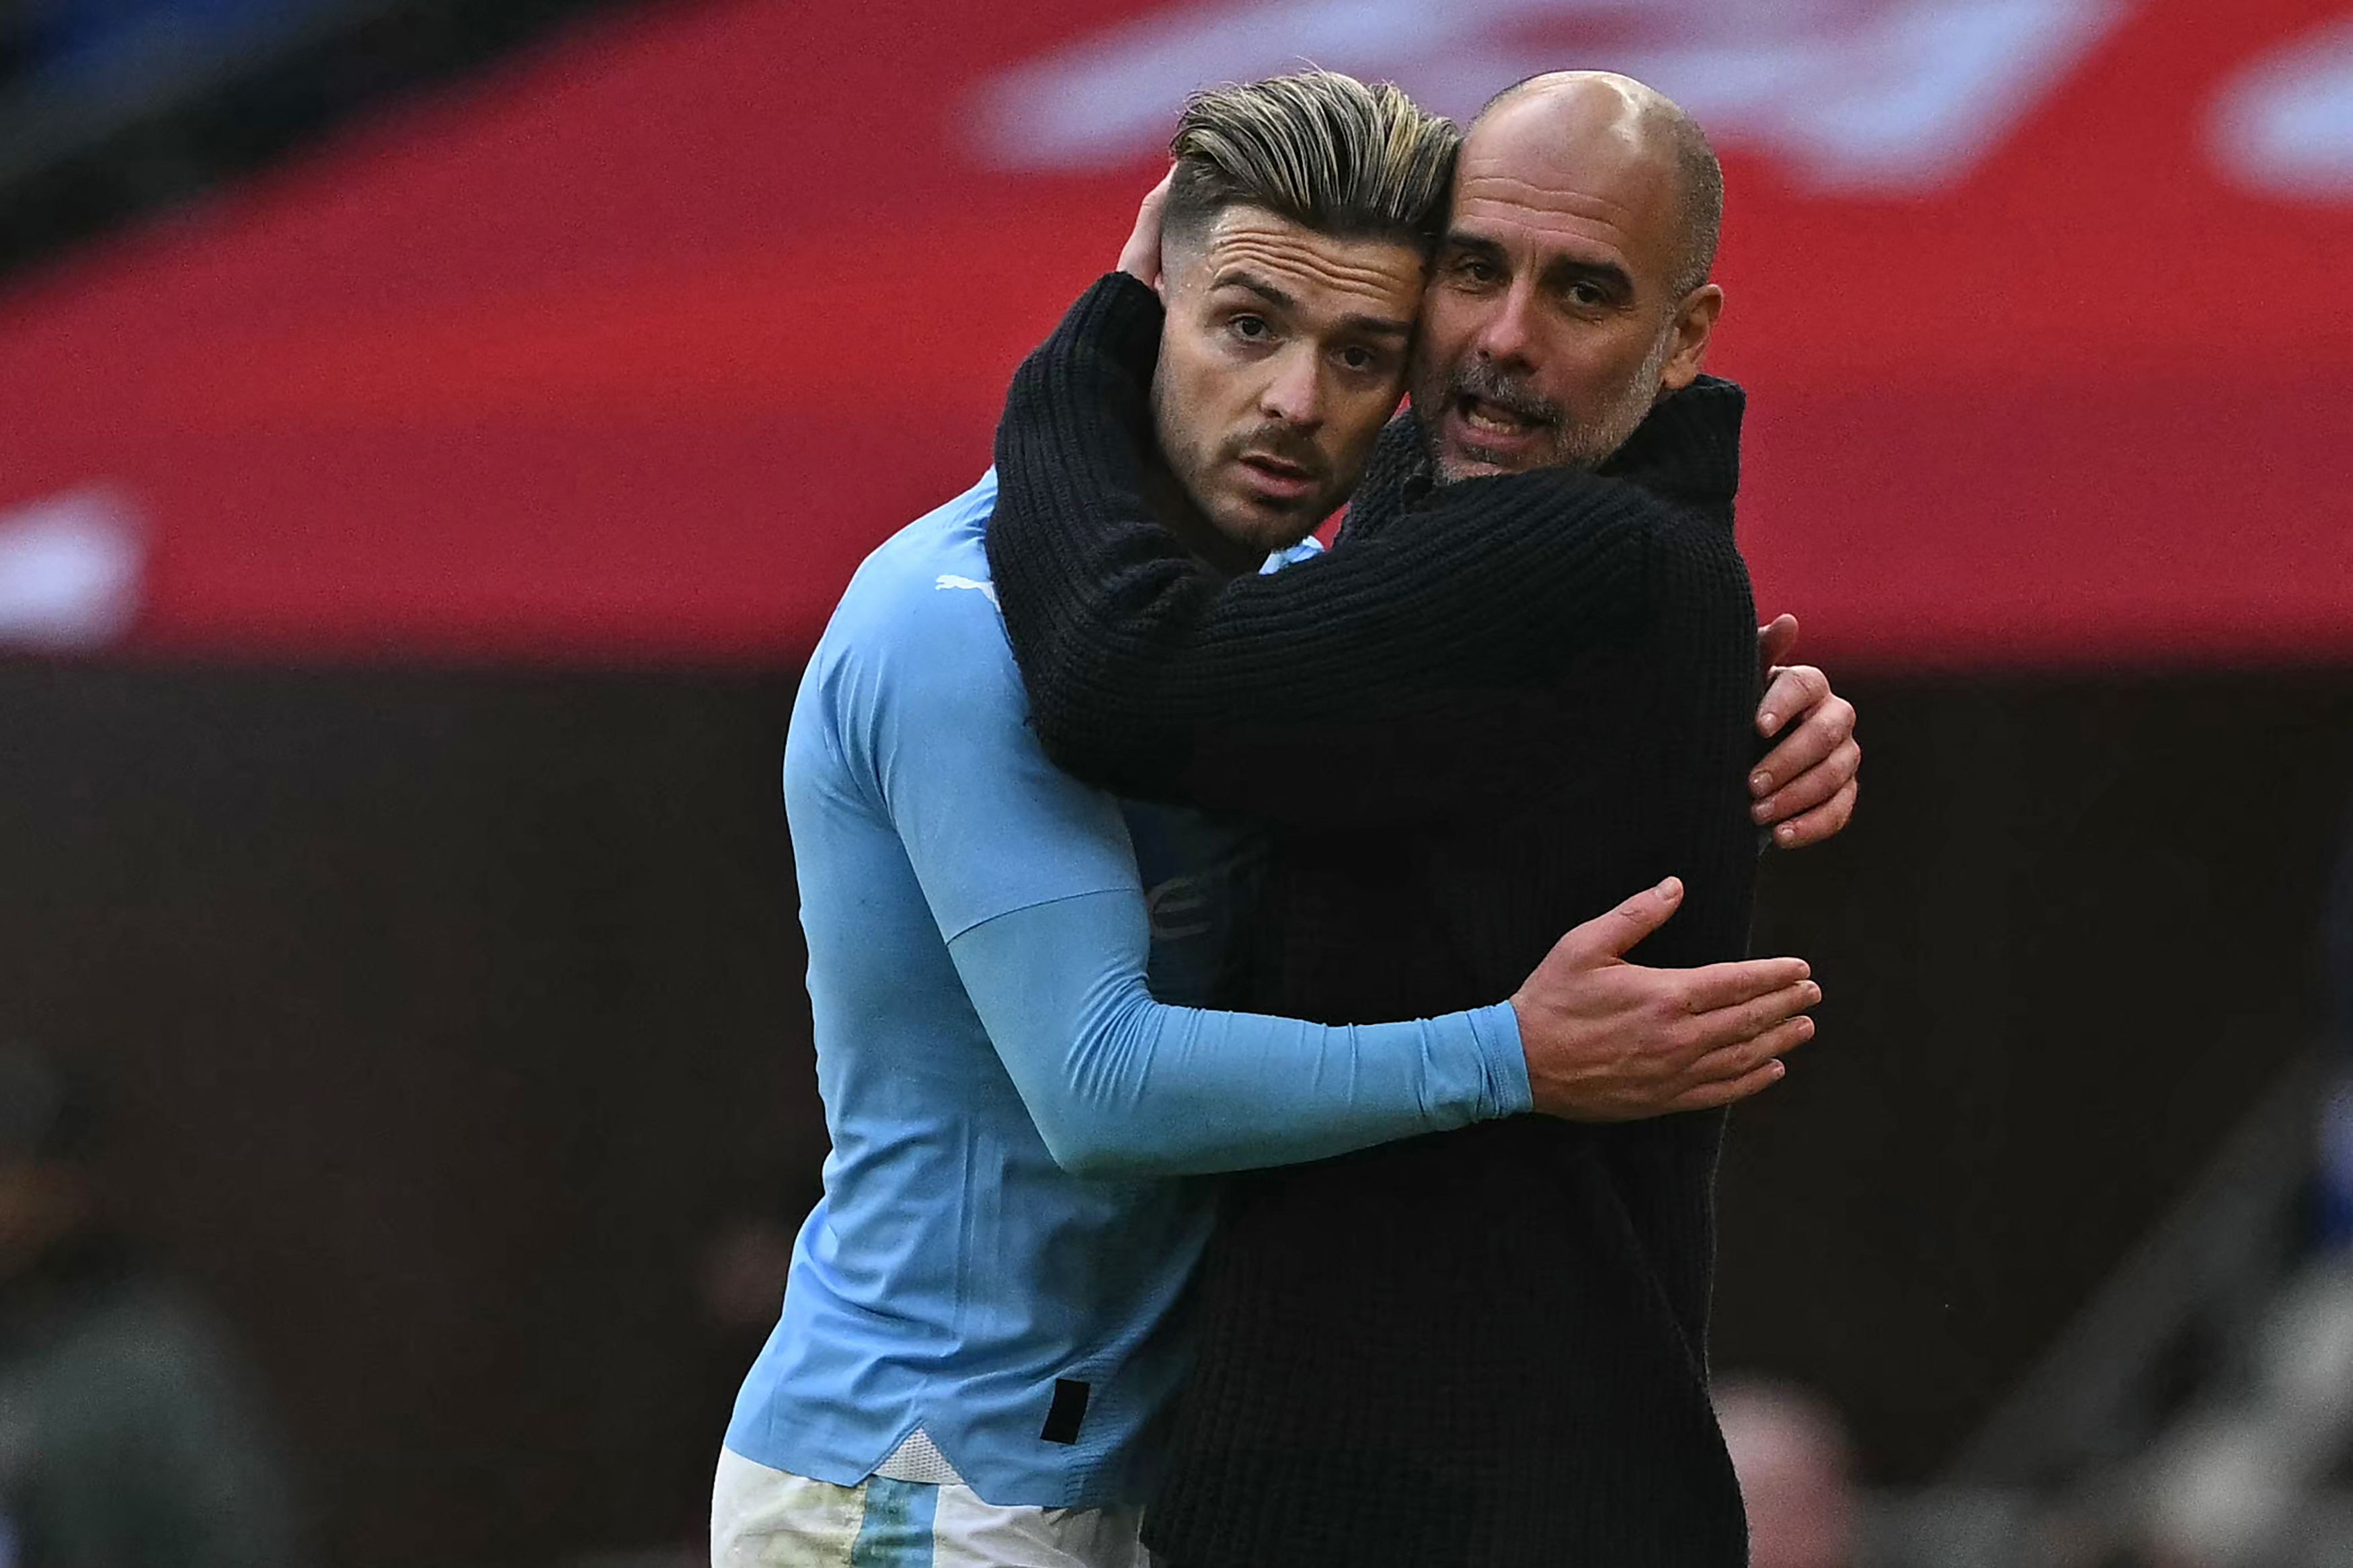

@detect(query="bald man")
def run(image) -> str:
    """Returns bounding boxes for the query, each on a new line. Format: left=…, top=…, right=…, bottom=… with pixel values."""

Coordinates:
left=986, top=73, right=1834, bottom=1565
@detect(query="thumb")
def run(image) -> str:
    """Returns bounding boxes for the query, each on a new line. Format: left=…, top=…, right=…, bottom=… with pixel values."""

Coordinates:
left=1757, top=613, right=1800, bottom=673
left=1555, top=876, right=1683, bottom=967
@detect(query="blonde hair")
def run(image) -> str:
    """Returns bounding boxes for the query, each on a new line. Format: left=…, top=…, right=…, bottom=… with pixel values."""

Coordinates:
left=1165, top=70, right=1458, bottom=253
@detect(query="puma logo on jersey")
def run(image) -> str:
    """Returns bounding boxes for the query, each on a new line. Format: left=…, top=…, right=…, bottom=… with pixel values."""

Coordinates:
left=936, top=573, right=1000, bottom=607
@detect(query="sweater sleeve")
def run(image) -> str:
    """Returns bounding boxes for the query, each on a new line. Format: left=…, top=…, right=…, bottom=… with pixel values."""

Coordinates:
left=987, top=274, right=1667, bottom=829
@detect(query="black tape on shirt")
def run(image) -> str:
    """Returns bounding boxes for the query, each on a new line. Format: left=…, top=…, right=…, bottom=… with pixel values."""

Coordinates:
left=1041, top=1378, right=1090, bottom=1445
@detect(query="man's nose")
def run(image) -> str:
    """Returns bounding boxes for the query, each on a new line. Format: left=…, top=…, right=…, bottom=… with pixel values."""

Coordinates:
left=1259, top=346, right=1326, bottom=429
left=1473, top=281, right=1538, bottom=368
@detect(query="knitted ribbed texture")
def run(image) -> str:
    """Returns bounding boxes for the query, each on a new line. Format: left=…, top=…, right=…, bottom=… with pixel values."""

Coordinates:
left=988, top=274, right=1763, bottom=1568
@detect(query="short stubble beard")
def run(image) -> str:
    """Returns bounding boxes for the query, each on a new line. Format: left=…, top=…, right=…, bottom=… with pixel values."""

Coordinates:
left=1423, top=321, right=1681, bottom=485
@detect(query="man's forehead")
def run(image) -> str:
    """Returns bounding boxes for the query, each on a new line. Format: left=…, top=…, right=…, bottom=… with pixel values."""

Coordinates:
left=1183, top=206, right=1425, bottom=317
left=1452, top=94, right=1681, bottom=274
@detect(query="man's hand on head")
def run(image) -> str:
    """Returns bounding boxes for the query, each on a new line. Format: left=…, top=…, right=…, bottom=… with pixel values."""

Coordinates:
left=1117, top=168, right=1174, bottom=291
left=1752, top=614, right=1860, bottom=851
left=1509, top=878, right=1819, bottom=1121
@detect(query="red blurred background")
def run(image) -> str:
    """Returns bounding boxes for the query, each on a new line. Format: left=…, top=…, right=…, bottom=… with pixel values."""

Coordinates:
left=5, top=0, right=2347, bottom=667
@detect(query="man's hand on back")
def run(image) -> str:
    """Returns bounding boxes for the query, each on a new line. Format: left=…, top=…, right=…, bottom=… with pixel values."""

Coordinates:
left=1751, top=614, right=1860, bottom=850
left=1510, top=877, right=1819, bottom=1120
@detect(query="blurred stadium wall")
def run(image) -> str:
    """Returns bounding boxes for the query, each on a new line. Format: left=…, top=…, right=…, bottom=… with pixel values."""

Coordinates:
left=1, top=0, right=2348, bottom=1561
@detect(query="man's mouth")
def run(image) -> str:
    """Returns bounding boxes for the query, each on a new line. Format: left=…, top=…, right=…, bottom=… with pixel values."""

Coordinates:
left=1452, top=392, right=1550, bottom=443
left=1236, top=453, right=1318, bottom=503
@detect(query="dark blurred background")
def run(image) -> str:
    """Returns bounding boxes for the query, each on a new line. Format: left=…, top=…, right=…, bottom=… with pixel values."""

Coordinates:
left=2, top=1, right=2350, bottom=1564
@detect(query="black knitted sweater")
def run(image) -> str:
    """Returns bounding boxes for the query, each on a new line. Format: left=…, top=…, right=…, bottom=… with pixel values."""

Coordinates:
left=987, top=274, right=1763, bottom=1568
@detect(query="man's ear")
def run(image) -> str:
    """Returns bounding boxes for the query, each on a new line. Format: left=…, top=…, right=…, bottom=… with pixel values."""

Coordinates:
left=1659, top=283, right=1724, bottom=393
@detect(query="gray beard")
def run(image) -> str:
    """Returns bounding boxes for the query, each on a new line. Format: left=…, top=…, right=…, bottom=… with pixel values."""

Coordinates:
left=1427, top=327, right=1678, bottom=486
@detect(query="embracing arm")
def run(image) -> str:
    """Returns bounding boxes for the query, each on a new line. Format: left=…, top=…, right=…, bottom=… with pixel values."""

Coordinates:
left=986, top=274, right=1665, bottom=828
left=947, top=891, right=1527, bottom=1178
left=861, top=581, right=1810, bottom=1178
left=945, top=878, right=1814, bottom=1175
left=856, top=585, right=1527, bottom=1176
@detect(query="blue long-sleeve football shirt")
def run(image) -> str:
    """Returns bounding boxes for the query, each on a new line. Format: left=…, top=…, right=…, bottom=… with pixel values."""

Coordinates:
left=723, top=472, right=1532, bottom=1508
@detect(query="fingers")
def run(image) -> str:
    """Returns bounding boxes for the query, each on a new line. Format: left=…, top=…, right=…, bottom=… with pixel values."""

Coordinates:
left=1753, top=735, right=1862, bottom=825
left=1756, top=614, right=1800, bottom=675
left=1751, top=665, right=1860, bottom=844
left=1676, top=954, right=1812, bottom=1014
left=1673, top=1012, right=1819, bottom=1111
left=1554, top=876, right=1683, bottom=966
left=1752, top=686, right=1854, bottom=802
left=1755, top=662, right=1832, bottom=743
left=1673, top=1058, right=1788, bottom=1112
left=1687, top=980, right=1819, bottom=1060
left=1117, top=167, right=1175, bottom=286
left=1768, top=778, right=1860, bottom=852
left=1696, top=1009, right=1817, bottom=1077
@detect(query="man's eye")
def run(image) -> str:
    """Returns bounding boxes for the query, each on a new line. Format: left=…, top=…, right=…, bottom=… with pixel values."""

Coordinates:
left=1230, top=315, right=1271, bottom=341
left=1453, top=257, right=1498, bottom=286
left=1568, top=282, right=1607, bottom=308
left=1339, top=345, right=1383, bottom=372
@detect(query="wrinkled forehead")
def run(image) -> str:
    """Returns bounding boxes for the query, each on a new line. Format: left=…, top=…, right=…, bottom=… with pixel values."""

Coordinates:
left=1451, top=97, right=1684, bottom=290
left=1168, top=205, right=1427, bottom=324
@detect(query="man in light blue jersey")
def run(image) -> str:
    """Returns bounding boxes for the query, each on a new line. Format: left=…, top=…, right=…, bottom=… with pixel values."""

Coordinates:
left=715, top=73, right=1845, bottom=1568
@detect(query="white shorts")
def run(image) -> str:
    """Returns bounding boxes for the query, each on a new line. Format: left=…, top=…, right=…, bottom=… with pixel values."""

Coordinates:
left=711, top=1446, right=1152, bottom=1568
